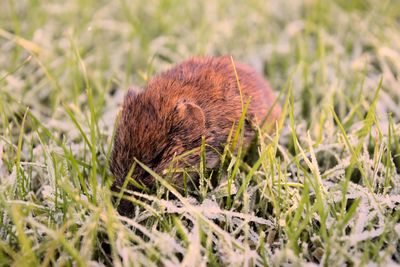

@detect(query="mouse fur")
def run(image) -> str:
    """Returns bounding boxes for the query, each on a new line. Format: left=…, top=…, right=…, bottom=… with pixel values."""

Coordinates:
left=110, top=56, right=280, bottom=193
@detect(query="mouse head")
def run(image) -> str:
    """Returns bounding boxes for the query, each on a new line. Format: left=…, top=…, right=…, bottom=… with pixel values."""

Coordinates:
left=110, top=88, right=206, bottom=190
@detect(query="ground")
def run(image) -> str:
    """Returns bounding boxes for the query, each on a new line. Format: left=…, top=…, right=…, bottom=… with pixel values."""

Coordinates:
left=0, top=0, right=400, bottom=266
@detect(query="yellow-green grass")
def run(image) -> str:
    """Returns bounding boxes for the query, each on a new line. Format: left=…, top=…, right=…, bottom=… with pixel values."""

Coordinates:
left=0, top=0, right=399, bottom=266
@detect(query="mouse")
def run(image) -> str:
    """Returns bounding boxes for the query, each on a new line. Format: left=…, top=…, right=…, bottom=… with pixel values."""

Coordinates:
left=109, top=56, right=281, bottom=195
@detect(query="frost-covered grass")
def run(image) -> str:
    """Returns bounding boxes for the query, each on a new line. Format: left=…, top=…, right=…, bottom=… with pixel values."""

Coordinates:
left=1, top=0, right=400, bottom=266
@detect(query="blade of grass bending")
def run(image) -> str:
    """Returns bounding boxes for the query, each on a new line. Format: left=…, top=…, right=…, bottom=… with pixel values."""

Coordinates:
left=287, top=181, right=311, bottom=255
left=227, top=99, right=251, bottom=209
left=199, top=135, right=207, bottom=199
left=0, top=55, right=31, bottom=83
left=227, top=130, right=244, bottom=209
left=87, top=86, right=98, bottom=204
left=0, top=28, right=41, bottom=54
left=384, top=113, right=394, bottom=194
left=15, top=107, right=29, bottom=199
left=114, top=161, right=150, bottom=209
left=63, top=104, right=93, bottom=151
left=331, top=107, right=361, bottom=223
left=230, top=56, right=251, bottom=150
left=218, top=123, right=234, bottom=203
left=339, top=197, right=361, bottom=231
left=9, top=204, right=39, bottom=266
left=230, top=56, right=244, bottom=110
left=172, top=216, right=189, bottom=246
left=235, top=147, right=269, bottom=199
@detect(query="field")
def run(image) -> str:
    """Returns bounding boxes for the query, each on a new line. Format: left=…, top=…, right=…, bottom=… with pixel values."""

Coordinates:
left=1, top=0, right=400, bottom=266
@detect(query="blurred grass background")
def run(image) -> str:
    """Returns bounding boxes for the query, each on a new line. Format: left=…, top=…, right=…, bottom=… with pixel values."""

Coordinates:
left=0, top=0, right=400, bottom=266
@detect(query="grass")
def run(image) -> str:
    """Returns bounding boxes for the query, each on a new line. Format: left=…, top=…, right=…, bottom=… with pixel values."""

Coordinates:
left=1, top=0, right=400, bottom=266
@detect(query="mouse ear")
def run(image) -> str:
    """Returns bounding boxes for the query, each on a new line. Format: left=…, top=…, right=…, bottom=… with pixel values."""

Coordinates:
left=173, top=100, right=205, bottom=133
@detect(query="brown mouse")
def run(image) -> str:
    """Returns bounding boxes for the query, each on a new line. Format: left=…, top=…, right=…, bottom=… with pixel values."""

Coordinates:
left=110, top=56, right=280, bottom=193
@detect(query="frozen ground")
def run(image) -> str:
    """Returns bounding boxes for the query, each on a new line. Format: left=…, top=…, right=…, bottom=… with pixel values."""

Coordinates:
left=0, top=0, right=399, bottom=266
